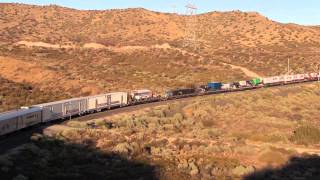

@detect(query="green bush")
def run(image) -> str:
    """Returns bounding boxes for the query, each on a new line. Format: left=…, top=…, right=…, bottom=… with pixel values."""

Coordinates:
left=290, top=125, right=320, bottom=145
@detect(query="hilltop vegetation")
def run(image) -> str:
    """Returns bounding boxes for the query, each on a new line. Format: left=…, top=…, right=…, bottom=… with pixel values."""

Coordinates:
left=1, top=3, right=320, bottom=111
left=1, top=83, right=320, bottom=179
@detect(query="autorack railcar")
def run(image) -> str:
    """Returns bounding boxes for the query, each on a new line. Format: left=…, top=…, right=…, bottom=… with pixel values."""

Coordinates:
left=0, top=108, right=42, bottom=136
left=87, top=92, right=128, bottom=112
left=32, top=97, right=88, bottom=122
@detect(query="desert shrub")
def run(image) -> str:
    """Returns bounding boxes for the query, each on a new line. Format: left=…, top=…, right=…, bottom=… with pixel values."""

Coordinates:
left=113, top=142, right=133, bottom=155
left=59, top=129, right=81, bottom=139
left=201, top=119, right=215, bottom=128
left=287, top=114, right=303, bottom=121
left=149, top=109, right=165, bottom=118
left=0, top=155, right=13, bottom=167
left=95, top=119, right=107, bottom=127
left=290, top=125, right=320, bottom=145
left=66, top=121, right=86, bottom=128
left=13, top=174, right=29, bottom=180
left=172, top=113, right=184, bottom=122
left=162, top=103, right=186, bottom=118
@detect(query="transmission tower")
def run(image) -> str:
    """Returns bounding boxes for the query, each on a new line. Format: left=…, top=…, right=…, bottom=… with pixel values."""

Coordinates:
left=184, top=3, right=198, bottom=51
left=172, top=4, right=177, bottom=14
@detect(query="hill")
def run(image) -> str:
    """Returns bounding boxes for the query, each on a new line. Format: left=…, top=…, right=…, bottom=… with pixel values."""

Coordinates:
left=1, top=3, right=320, bottom=111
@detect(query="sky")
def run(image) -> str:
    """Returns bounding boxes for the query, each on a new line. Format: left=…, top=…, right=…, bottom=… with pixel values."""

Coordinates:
left=1, top=0, right=320, bottom=25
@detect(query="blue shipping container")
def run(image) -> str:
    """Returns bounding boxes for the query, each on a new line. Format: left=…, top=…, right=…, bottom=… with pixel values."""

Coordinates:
left=208, top=82, right=222, bottom=90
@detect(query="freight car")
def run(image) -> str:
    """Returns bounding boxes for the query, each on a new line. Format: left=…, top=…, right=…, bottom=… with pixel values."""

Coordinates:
left=0, top=108, right=42, bottom=136
left=250, top=78, right=262, bottom=86
left=32, top=97, right=88, bottom=122
left=207, top=82, right=222, bottom=91
left=87, top=92, right=128, bottom=112
left=262, top=74, right=308, bottom=86
left=32, top=92, right=128, bottom=122
left=221, top=83, right=233, bottom=90
left=165, top=88, right=197, bottom=99
left=130, top=89, right=153, bottom=101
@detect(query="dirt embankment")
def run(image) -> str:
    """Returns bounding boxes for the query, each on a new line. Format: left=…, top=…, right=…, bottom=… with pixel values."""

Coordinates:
left=221, top=62, right=261, bottom=78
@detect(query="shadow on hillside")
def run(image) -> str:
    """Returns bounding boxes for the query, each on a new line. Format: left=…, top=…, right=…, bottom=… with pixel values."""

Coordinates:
left=245, top=155, right=320, bottom=180
left=1, top=137, right=158, bottom=180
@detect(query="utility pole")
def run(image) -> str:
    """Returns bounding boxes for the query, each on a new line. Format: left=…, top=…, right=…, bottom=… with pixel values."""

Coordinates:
left=312, top=63, right=320, bottom=85
left=287, top=58, right=290, bottom=75
left=318, top=64, right=320, bottom=83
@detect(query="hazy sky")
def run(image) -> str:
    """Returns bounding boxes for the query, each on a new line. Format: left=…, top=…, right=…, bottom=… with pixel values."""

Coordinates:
left=1, top=0, right=320, bottom=25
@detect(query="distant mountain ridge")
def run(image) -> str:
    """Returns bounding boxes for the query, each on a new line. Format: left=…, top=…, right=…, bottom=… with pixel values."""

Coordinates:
left=1, top=3, right=320, bottom=48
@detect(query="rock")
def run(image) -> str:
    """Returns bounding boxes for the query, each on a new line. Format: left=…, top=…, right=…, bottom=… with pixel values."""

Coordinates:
left=232, top=165, right=255, bottom=176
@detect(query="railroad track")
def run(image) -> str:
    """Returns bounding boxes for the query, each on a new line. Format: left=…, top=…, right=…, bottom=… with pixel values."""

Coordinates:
left=0, top=79, right=319, bottom=155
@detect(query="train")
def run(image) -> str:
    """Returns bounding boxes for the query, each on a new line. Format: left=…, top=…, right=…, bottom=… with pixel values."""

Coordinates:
left=0, top=72, right=319, bottom=136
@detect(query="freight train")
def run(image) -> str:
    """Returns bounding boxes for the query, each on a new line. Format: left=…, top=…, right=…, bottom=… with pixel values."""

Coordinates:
left=0, top=73, right=319, bottom=136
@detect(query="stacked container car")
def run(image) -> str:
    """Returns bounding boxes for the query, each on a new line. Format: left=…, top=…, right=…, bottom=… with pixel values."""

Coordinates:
left=0, top=108, right=42, bottom=135
left=250, top=78, right=262, bottom=86
left=207, top=82, right=222, bottom=91
left=238, top=81, right=248, bottom=87
left=221, top=83, right=233, bottom=90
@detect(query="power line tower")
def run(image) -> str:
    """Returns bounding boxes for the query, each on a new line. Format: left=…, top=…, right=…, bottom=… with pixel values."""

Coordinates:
left=184, top=3, right=198, bottom=51
left=172, top=4, right=177, bottom=14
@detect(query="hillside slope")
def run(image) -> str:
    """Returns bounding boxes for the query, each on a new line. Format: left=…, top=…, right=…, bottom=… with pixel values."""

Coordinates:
left=0, top=3, right=320, bottom=111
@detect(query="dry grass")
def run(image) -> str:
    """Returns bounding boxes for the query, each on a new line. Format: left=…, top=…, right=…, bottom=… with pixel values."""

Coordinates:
left=2, top=83, right=320, bottom=179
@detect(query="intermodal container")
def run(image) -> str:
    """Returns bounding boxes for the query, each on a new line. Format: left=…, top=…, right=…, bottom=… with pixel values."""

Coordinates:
left=208, top=82, right=222, bottom=90
left=250, top=78, right=262, bottom=86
